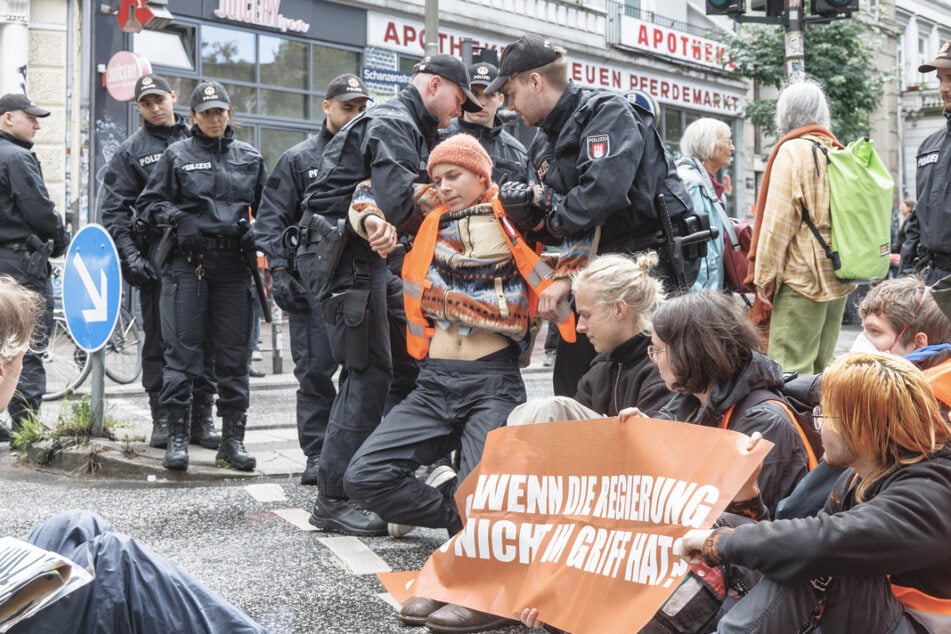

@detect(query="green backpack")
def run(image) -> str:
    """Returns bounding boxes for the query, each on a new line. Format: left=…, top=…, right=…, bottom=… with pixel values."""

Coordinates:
left=801, top=138, right=894, bottom=283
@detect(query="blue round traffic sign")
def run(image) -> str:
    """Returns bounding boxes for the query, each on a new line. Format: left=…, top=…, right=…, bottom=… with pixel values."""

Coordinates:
left=62, top=224, right=122, bottom=352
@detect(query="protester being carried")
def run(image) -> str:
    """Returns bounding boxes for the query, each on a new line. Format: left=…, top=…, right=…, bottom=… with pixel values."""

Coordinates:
left=343, top=133, right=593, bottom=633
left=621, top=291, right=809, bottom=514
left=676, top=352, right=951, bottom=634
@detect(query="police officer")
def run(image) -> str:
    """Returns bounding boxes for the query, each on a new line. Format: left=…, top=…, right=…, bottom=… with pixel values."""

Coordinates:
left=255, top=73, right=371, bottom=485
left=138, top=81, right=267, bottom=472
left=484, top=35, right=697, bottom=396
left=99, top=75, right=219, bottom=452
left=901, top=39, right=951, bottom=284
left=298, top=54, right=481, bottom=536
left=0, top=93, right=68, bottom=440
left=440, top=62, right=529, bottom=183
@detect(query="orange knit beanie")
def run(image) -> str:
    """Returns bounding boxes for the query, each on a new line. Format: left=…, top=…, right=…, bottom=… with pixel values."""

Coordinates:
left=427, top=133, right=493, bottom=183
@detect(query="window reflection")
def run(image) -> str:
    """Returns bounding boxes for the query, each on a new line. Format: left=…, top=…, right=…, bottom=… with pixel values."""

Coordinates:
left=260, top=36, right=307, bottom=89
left=201, top=25, right=255, bottom=83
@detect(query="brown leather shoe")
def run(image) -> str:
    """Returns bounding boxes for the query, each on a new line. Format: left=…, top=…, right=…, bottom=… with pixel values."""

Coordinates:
left=425, top=603, right=517, bottom=633
left=399, top=596, right=447, bottom=627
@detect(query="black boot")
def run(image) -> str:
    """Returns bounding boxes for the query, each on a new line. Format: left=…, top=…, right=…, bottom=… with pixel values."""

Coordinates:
left=162, top=409, right=189, bottom=471
left=148, top=394, right=169, bottom=449
left=189, top=393, right=221, bottom=449
left=217, top=412, right=256, bottom=471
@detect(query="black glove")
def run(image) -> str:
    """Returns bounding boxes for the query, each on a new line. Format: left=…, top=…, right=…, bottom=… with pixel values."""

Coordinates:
left=270, top=267, right=311, bottom=314
left=499, top=181, right=543, bottom=232
left=120, top=247, right=157, bottom=287
left=175, top=216, right=203, bottom=255
left=239, top=226, right=256, bottom=253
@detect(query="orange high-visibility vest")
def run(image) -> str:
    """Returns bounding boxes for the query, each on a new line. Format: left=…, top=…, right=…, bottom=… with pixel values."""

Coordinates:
left=923, top=358, right=951, bottom=408
left=401, top=195, right=576, bottom=361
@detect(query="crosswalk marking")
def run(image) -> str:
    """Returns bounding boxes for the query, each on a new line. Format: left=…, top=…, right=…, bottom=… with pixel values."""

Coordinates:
left=317, top=535, right=391, bottom=575
left=271, top=507, right=317, bottom=531
left=244, top=483, right=287, bottom=502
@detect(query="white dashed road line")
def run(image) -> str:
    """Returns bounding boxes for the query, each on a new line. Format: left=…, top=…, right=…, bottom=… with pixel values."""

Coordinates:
left=317, top=536, right=392, bottom=575
left=271, top=507, right=318, bottom=531
left=244, top=483, right=288, bottom=502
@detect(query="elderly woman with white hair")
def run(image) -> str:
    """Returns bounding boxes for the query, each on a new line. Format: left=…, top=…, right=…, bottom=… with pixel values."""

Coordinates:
left=746, top=80, right=855, bottom=376
left=676, top=117, right=735, bottom=291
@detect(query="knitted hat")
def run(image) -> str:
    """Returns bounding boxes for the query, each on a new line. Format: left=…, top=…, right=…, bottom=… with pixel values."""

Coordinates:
left=427, top=134, right=493, bottom=183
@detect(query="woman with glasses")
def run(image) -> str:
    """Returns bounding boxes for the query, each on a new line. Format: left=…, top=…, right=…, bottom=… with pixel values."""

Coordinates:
left=625, top=290, right=809, bottom=515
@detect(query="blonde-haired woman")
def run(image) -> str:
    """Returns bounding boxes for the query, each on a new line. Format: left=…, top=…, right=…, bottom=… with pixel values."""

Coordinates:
left=0, top=275, right=42, bottom=441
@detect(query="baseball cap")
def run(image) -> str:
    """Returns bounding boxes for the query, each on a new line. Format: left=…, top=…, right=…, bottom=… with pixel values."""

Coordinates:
left=413, top=54, right=482, bottom=113
left=468, top=62, right=499, bottom=88
left=190, top=80, right=231, bottom=113
left=919, top=39, right=951, bottom=73
left=485, top=35, right=564, bottom=94
left=325, top=73, right=372, bottom=102
left=0, top=93, right=50, bottom=117
left=134, top=74, right=172, bottom=102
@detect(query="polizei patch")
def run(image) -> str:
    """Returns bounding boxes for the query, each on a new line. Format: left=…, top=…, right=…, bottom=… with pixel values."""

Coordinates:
left=587, top=134, right=610, bottom=160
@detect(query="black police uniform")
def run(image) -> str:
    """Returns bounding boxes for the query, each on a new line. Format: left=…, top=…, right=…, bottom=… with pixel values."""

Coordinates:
left=255, top=124, right=338, bottom=463
left=297, top=84, right=437, bottom=502
left=527, top=82, right=696, bottom=396
left=137, top=125, right=267, bottom=454
left=901, top=111, right=951, bottom=283
left=441, top=116, right=529, bottom=183
left=0, top=129, right=68, bottom=426
left=99, top=114, right=217, bottom=437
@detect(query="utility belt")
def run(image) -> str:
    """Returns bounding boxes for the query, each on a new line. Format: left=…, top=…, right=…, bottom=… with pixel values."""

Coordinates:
left=602, top=213, right=710, bottom=261
left=0, top=235, right=54, bottom=278
left=0, top=240, right=31, bottom=252
left=175, top=235, right=240, bottom=253
left=922, top=248, right=951, bottom=270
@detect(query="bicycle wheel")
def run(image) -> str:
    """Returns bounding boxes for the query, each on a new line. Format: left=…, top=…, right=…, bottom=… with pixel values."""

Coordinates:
left=42, top=317, right=91, bottom=401
left=104, top=306, right=143, bottom=384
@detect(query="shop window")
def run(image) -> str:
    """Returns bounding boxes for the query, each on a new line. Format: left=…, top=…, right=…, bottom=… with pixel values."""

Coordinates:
left=258, top=128, right=309, bottom=171
left=260, top=36, right=307, bottom=90
left=133, top=26, right=195, bottom=70
left=202, top=25, right=255, bottom=83
left=222, top=82, right=257, bottom=115
left=311, top=45, right=361, bottom=93
left=260, top=88, right=307, bottom=120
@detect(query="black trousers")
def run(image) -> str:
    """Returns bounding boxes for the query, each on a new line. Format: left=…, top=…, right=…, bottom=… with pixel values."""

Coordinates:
left=287, top=303, right=338, bottom=458
left=0, top=248, right=52, bottom=424
left=158, top=250, right=253, bottom=414
left=345, top=357, right=525, bottom=532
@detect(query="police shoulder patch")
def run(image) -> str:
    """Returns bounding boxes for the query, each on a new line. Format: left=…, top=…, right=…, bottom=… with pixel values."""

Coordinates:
left=586, top=134, right=610, bottom=160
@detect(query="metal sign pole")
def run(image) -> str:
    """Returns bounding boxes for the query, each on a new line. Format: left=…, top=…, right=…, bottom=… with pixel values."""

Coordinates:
left=91, top=348, right=105, bottom=437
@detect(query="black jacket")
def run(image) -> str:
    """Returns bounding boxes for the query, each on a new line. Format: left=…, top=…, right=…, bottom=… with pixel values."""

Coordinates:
left=717, top=447, right=951, bottom=600
left=302, top=85, right=439, bottom=234
left=137, top=125, right=267, bottom=235
left=656, top=351, right=809, bottom=514
left=100, top=114, right=190, bottom=253
left=256, top=123, right=334, bottom=269
left=901, top=110, right=951, bottom=268
left=0, top=130, right=68, bottom=256
left=529, top=83, right=692, bottom=250
left=441, top=117, right=530, bottom=184
left=574, top=334, right=670, bottom=417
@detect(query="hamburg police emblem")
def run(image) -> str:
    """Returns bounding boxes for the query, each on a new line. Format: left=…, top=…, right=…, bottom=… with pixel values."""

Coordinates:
left=586, top=134, right=610, bottom=160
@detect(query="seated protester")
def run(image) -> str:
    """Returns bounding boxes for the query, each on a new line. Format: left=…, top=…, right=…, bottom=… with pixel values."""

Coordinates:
left=776, top=274, right=951, bottom=520
left=625, top=291, right=809, bottom=515
left=677, top=352, right=951, bottom=634
left=507, top=251, right=671, bottom=425
left=341, top=134, right=595, bottom=634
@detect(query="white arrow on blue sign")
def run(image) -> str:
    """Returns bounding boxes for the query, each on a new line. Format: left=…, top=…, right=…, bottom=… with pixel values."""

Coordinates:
left=62, top=224, right=122, bottom=352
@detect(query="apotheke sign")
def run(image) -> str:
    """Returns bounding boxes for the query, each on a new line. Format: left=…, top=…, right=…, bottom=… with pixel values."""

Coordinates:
left=212, top=0, right=310, bottom=34
left=616, top=15, right=735, bottom=71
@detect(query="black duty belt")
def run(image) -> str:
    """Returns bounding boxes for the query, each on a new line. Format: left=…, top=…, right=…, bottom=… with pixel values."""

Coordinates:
left=201, top=235, right=239, bottom=250
left=931, top=251, right=951, bottom=270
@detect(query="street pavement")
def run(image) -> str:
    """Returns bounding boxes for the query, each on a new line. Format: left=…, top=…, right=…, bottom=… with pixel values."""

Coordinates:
left=0, top=321, right=862, bottom=633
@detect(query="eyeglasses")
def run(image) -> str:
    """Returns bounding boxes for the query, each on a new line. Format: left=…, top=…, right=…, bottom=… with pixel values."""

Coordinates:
left=812, top=406, right=835, bottom=431
left=647, top=344, right=665, bottom=362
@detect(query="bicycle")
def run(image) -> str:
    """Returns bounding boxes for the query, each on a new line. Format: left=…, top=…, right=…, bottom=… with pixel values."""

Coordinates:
left=41, top=267, right=144, bottom=400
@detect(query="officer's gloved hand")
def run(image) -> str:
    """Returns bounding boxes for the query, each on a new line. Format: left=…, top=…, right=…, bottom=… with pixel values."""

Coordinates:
left=121, top=248, right=157, bottom=287
left=499, top=181, right=543, bottom=232
left=175, top=216, right=203, bottom=255
left=239, top=227, right=257, bottom=253
left=270, top=267, right=311, bottom=314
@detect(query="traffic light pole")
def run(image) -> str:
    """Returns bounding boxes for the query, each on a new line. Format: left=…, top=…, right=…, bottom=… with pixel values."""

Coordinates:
left=783, top=0, right=806, bottom=82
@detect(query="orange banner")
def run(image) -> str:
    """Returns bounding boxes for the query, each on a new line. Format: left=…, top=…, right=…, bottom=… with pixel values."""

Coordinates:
left=379, top=416, right=772, bottom=634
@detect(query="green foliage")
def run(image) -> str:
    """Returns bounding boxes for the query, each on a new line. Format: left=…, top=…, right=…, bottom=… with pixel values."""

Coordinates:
left=10, top=414, right=46, bottom=451
left=724, top=18, right=888, bottom=141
